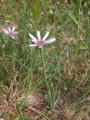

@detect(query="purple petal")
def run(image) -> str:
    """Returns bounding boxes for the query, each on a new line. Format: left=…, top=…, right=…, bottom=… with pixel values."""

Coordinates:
left=42, top=32, right=49, bottom=41
left=29, top=44, right=37, bottom=47
left=13, top=31, right=18, bottom=35
left=46, top=38, right=56, bottom=44
left=38, top=46, right=43, bottom=48
left=12, top=26, right=16, bottom=32
left=3, top=28, right=9, bottom=35
left=29, top=33, right=38, bottom=43
left=37, top=31, right=41, bottom=40
left=7, top=27, right=12, bottom=33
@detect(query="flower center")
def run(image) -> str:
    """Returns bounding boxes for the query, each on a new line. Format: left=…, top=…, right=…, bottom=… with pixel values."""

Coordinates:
left=37, top=40, right=46, bottom=47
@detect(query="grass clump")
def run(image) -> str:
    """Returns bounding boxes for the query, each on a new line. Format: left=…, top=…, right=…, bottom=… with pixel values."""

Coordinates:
left=0, top=0, right=90, bottom=120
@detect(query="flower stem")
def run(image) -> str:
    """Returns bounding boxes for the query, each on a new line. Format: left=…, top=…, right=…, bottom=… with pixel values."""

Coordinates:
left=41, top=48, right=52, bottom=106
left=41, top=48, right=48, bottom=86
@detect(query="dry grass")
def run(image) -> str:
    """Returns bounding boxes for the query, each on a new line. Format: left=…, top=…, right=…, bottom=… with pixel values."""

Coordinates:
left=0, top=0, right=90, bottom=120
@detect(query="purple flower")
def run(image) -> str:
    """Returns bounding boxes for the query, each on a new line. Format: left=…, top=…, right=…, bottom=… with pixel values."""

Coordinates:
left=29, top=31, right=56, bottom=48
left=3, top=26, right=18, bottom=39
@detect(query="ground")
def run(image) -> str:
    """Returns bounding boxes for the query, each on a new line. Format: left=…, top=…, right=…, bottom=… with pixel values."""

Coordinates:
left=0, top=0, right=90, bottom=120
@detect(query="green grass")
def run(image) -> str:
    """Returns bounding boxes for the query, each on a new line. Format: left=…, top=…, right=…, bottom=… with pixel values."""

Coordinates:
left=0, top=0, right=90, bottom=120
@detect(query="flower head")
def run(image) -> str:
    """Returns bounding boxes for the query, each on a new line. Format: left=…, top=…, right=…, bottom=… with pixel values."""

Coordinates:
left=2, top=26, right=18, bottom=39
left=29, top=31, right=56, bottom=48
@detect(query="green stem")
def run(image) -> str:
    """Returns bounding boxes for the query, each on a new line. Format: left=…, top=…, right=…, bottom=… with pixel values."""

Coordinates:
left=41, top=48, right=48, bottom=87
left=77, top=0, right=81, bottom=41
left=56, top=56, right=61, bottom=96
left=41, top=48, right=52, bottom=107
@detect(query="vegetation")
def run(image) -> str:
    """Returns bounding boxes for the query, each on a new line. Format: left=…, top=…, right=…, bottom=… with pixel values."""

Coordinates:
left=0, top=0, right=90, bottom=119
